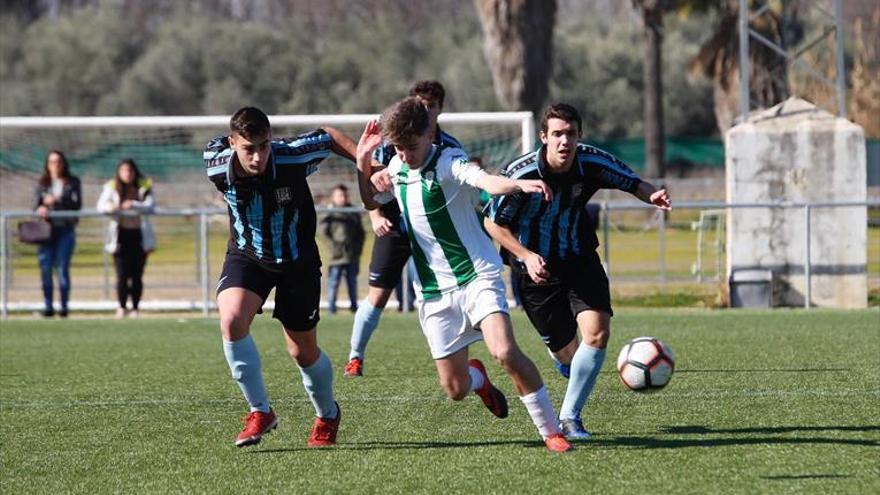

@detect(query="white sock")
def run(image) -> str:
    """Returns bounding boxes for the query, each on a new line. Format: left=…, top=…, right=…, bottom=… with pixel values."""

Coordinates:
left=519, top=385, right=561, bottom=438
left=468, top=365, right=485, bottom=392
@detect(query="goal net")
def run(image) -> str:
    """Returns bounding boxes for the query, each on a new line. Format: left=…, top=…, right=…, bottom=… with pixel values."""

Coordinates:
left=0, top=113, right=534, bottom=313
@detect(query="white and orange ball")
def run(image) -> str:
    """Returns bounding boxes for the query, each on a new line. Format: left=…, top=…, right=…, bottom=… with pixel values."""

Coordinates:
left=616, top=337, right=675, bottom=392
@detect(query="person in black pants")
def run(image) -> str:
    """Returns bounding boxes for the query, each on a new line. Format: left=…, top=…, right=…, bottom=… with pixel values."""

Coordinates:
left=97, top=159, right=156, bottom=318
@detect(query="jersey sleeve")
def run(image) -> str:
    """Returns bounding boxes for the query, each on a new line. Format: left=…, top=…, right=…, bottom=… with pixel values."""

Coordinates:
left=485, top=190, right=526, bottom=228
left=579, top=145, right=642, bottom=193
left=204, top=135, right=232, bottom=192
left=274, top=129, right=334, bottom=177
left=372, top=142, right=396, bottom=166
left=441, top=149, right=486, bottom=187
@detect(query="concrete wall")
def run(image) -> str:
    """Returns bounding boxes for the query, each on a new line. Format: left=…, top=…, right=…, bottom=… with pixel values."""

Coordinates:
left=726, top=98, right=867, bottom=308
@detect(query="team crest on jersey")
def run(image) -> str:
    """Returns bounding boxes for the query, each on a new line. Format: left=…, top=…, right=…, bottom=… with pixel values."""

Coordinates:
left=275, top=187, right=292, bottom=205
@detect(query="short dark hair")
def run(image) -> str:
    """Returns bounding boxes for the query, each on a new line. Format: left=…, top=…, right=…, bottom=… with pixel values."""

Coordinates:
left=541, top=103, right=582, bottom=135
left=230, top=106, right=271, bottom=139
left=409, top=80, right=445, bottom=109
left=333, top=184, right=348, bottom=192
left=380, top=97, right=431, bottom=146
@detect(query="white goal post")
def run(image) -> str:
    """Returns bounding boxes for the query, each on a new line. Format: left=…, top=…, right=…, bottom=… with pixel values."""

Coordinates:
left=0, top=112, right=535, bottom=154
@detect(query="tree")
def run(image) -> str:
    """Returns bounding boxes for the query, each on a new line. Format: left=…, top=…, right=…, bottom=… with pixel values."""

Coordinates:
left=473, top=0, right=557, bottom=118
left=688, top=0, right=791, bottom=135
left=633, top=0, right=676, bottom=178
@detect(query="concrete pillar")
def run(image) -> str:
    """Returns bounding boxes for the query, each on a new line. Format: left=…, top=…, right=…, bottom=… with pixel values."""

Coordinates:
left=726, top=97, right=867, bottom=308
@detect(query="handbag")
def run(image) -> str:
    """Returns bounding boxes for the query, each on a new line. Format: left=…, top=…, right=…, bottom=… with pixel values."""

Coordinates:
left=18, top=220, right=52, bottom=244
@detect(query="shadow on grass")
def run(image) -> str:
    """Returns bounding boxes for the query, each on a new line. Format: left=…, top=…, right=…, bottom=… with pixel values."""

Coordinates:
left=587, top=424, right=880, bottom=450
left=761, top=474, right=850, bottom=480
left=590, top=436, right=878, bottom=449
left=660, top=424, right=880, bottom=435
left=676, top=368, right=849, bottom=373
left=251, top=439, right=545, bottom=453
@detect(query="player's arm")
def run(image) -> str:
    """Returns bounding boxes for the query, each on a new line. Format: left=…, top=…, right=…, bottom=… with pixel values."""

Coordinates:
left=473, top=174, right=553, bottom=202
left=321, top=126, right=357, bottom=162
left=633, top=181, right=671, bottom=210
left=483, top=218, right=550, bottom=284
left=355, top=121, right=386, bottom=210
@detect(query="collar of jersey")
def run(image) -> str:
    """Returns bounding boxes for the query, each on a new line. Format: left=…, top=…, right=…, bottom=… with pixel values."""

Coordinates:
left=229, top=145, right=277, bottom=184
left=536, top=144, right=585, bottom=180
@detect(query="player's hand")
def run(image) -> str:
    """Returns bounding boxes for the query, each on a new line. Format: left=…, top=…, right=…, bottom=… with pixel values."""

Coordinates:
left=36, top=205, right=50, bottom=219
left=371, top=168, right=393, bottom=193
left=371, top=215, right=393, bottom=237
left=121, top=200, right=134, bottom=210
left=357, top=120, right=383, bottom=161
left=523, top=252, right=550, bottom=284
left=516, top=180, right=553, bottom=202
left=650, top=189, right=671, bottom=210
left=42, top=194, right=56, bottom=207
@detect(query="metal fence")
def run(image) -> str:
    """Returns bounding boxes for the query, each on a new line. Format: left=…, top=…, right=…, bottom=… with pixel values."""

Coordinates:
left=2, top=199, right=878, bottom=319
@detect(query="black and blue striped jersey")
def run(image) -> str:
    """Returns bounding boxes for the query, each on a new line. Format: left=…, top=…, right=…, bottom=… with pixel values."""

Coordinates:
left=204, top=130, right=334, bottom=265
left=372, top=126, right=462, bottom=228
left=486, top=143, right=642, bottom=262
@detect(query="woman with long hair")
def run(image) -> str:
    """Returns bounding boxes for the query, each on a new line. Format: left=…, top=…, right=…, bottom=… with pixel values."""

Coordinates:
left=33, top=150, right=82, bottom=317
left=97, top=158, right=156, bottom=318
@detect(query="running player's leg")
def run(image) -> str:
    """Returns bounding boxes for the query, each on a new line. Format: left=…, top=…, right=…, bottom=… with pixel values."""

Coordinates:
left=516, top=270, right=578, bottom=378
left=219, top=287, right=270, bottom=411
left=347, top=230, right=409, bottom=368
left=275, top=264, right=340, bottom=446
left=468, top=278, right=569, bottom=450
left=217, top=253, right=277, bottom=447
left=421, top=290, right=507, bottom=417
left=557, top=253, right=612, bottom=439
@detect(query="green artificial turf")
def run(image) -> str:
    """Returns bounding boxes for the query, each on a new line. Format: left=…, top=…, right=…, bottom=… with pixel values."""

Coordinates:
left=1, top=309, right=878, bottom=493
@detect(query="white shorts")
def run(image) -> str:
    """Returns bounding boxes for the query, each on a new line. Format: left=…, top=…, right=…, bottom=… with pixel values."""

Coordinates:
left=417, top=276, right=510, bottom=359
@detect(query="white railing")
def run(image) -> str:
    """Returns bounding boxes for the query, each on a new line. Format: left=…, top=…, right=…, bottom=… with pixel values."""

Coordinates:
left=1, top=199, right=878, bottom=318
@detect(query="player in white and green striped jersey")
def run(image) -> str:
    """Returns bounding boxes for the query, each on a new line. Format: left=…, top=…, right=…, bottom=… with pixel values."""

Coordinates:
left=355, top=97, right=572, bottom=453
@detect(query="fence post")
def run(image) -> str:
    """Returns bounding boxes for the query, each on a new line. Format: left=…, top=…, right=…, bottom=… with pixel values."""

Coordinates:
left=659, top=209, right=667, bottom=292
left=200, top=213, right=210, bottom=317
left=102, top=246, right=110, bottom=299
left=1, top=214, right=8, bottom=320
left=804, top=205, right=811, bottom=309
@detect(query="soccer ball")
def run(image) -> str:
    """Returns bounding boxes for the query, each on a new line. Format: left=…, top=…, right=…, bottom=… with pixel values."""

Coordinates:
left=616, top=337, right=675, bottom=392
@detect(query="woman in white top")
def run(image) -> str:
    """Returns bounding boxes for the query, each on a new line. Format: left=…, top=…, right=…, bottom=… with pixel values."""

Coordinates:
left=97, top=159, right=156, bottom=318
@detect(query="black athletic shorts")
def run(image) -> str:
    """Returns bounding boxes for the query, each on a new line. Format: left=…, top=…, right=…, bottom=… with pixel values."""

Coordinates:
left=515, top=250, right=613, bottom=352
left=367, top=228, right=411, bottom=289
left=217, top=250, right=321, bottom=331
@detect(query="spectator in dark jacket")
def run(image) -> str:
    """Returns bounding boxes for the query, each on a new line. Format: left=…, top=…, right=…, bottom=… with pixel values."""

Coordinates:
left=33, top=150, right=81, bottom=317
left=321, top=184, right=365, bottom=314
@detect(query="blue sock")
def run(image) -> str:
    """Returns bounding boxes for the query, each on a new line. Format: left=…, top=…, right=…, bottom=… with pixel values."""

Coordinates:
left=559, top=344, right=606, bottom=421
left=349, top=300, right=383, bottom=360
left=299, top=350, right=338, bottom=419
left=223, top=335, right=271, bottom=413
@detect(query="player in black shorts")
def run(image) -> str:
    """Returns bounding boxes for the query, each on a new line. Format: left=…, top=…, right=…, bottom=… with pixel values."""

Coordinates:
left=343, top=81, right=463, bottom=377
left=205, top=106, right=368, bottom=448
left=484, top=103, right=671, bottom=440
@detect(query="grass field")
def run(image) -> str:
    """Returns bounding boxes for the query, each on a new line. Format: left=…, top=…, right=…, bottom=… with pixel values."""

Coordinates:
left=1, top=310, right=879, bottom=494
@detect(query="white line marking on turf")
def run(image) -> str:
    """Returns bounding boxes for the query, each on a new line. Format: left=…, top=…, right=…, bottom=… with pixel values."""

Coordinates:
left=1, top=389, right=878, bottom=410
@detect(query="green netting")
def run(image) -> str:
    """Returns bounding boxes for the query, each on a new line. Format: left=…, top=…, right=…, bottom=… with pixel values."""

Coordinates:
left=0, top=142, right=202, bottom=180
left=586, top=137, right=726, bottom=171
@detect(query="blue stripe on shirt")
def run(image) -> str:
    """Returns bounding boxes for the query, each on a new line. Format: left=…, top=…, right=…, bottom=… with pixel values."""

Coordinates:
left=270, top=208, right=285, bottom=263
left=246, top=194, right=264, bottom=258
left=287, top=210, right=300, bottom=261
left=227, top=186, right=247, bottom=250
left=538, top=193, right=561, bottom=258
